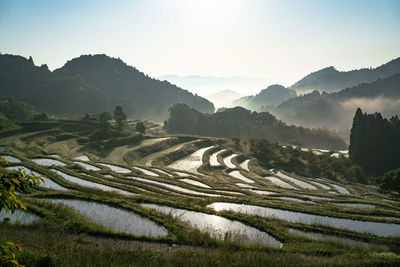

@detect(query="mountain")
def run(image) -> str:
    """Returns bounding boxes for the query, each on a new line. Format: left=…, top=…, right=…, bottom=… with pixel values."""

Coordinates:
left=164, top=104, right=346, bottom=149
left=206, top=90, right=242, bottom=108
left=291, top=57, right=400, bottom=94
left=0, top=54, right=214, bottom=119
left=274, top=73, right=400, bottom=138
left=233, top=84, right=297, bottom=111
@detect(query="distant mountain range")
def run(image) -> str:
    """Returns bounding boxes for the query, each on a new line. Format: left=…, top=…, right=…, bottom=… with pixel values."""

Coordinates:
left=291, top=57, right=400, bottom=94
left=233, top=84, right=297, bottom=111
left=274, top=73, right=400, bottom=138
left=0, top=54, right=214, bottom=119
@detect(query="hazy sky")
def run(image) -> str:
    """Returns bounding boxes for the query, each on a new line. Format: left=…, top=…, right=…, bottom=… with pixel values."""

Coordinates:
left=1, top=0, right=399, bottom=87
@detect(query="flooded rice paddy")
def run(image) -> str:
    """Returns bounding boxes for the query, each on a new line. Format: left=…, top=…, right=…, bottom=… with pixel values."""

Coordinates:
left=209, top=149, right=226, bottom=166
left=99, top=163, right=131, bottom=174
left=208, top=202, right=400, bottom=237
left=1, top=155, right=21, bottom=163
left=276, top=172, right=317, bottom=190
left=73, top=161, right=101, bottom=171
left=133, top=167, right=159, bottom=176
left=6, top=166, right=68, bottom=191
left=129, top=177, right=220, bottom=197
left=264, top=176, right=297, bottom=190
left=32, top=158, right=66, bottom=167
left=228, top=171, right=254, bottom=183
left=0, top=209, right=40, bottom=224
left=51, top=169, right=135, bottom=196
left=223, top=154, right=237, bottom=169
left=141, top=203, right=282, bottom=247
left=47, top=199, right=167, bottom=237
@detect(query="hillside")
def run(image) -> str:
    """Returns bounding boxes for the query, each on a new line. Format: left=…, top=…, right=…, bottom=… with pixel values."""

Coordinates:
left=275, top=73, right=400, bottom=136
left=1, top=119, right=399, bottom=266
left=291, top=57, right=400, bottom=93
left=0, top=54, right=214, bottom=119
left=164, top=104, right=346, bottom=149
left=233, top=84, right=297, bottom=111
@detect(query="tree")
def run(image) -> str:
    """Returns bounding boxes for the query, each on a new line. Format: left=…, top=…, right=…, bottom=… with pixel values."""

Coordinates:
left=113, top=106, right=127, bottom=132
left=0, top=157, right=43, bottom=266
left=136, top=122, right=146, bottom=134
left=98, top=112, right=111, bottom=133
left=378, top=168, right=400, bottom=197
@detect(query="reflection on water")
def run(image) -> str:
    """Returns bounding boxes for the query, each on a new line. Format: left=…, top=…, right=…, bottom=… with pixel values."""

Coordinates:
left=223, top=154, right=237, bottom=169
left=47, top=199, right=167, bottom=237
left=228, top=170, right=254, bottom=183
left=209, top=149, right=226, bottom=166
left=129, top=177, right=220, bottom=197
left=1, top=155, right=21, bottom=163
left=32, top=158, right=66, bottom=167
left=99, top=163, right=131, bottom=174
left=240, top=159, right=250, bottom=171
left=168, top=146, right=214, bottom=174
left=208, top=202, right=400, bottom=237
left=141, top=203, right=282, bottom=247
left=6, top=166, right=68, bottom=191
left=0, top=209, right=40, bottom=224
left=74, top=161, right=101, bottom=171
left=276, top=172, right=317, bottom=190
left=264, top=176, right=297, bottom=190
left=51, top=169, right=135, bottom=196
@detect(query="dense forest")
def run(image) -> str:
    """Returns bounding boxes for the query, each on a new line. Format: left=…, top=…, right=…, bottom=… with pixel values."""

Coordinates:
left=349, top=108, right=400, bottom=176
left=291, top=57, right=400, bottom=93
left=233, top=84, right=297, bottom=112
left=164, top=104, right=346, bottom=149
left=0, top=54, right=214, bottom=119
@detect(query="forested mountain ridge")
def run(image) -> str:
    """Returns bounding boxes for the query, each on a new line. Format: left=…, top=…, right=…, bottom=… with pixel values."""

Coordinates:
left=0, top=54, right=214, bottom=119
left=233, top=84, right=297, bottom=111
left=291, top=57, right=400, bottom=93
left=274, top=73, right=400, bottom=136
left=164, top=104, right=346, bottom=149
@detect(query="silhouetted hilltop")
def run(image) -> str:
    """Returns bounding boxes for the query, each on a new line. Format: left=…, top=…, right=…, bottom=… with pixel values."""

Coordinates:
left=291, top=57, right=400, bottom=93
left=233, top=84, right=296, bottom=111
left=0, top=54, right=214, bottom=119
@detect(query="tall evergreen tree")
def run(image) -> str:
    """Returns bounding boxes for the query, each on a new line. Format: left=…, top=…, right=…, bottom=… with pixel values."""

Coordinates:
left=113, top=106, right=127, bottom=132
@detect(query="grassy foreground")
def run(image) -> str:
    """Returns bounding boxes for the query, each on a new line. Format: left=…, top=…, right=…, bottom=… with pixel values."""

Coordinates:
left=1, top=225, right=399, bottom=267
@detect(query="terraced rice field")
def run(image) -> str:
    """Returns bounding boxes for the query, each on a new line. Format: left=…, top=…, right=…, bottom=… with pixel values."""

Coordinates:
left=1, top=127, right=399, bottom=263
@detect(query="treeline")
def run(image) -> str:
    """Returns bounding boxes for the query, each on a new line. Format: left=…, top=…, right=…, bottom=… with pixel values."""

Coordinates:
left=349, top=108, right=400, bottom=175
left=164, top=104, right=346, bottom=149
left=249, top=139, right=365, bottom=183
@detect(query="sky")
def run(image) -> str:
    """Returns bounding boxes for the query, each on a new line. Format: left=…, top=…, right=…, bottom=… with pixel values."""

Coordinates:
left=0, top=0, right=399, bottom=93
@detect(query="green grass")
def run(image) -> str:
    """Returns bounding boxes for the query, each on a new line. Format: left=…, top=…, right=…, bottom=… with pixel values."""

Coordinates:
left=2, top=119, right=400, bottom=266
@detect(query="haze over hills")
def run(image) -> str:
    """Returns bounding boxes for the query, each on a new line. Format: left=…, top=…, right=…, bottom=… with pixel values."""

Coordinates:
left=165, top=103, right=346, bottom=149
left=0, top=54, right=214, bottom=120
left=206, top=90, right=242, bottom=109
left=158, top=75, right=270, bottom=97
left=233, top=84, right=297, bottom=112
left=291, top=57, right=400, bottom=94
left=274, top=73, right=400, bottom=139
